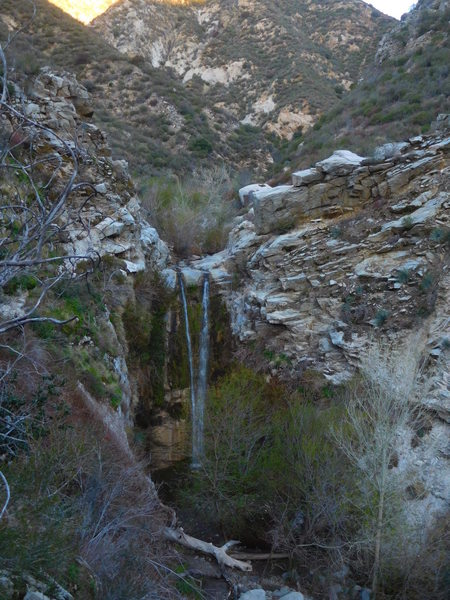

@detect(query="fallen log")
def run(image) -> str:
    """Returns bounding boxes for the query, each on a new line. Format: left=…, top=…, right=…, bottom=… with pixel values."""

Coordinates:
left=163, top=527, right=252, bottom=572
left=231, top=552, right=290, bottom=561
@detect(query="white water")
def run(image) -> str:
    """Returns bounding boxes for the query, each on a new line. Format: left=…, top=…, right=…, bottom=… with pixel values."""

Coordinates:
left=178, top=272, right=197, bottom=465
left=178, top=271, right=210, bottom=468
left=196, top=273, right=210, bottom=465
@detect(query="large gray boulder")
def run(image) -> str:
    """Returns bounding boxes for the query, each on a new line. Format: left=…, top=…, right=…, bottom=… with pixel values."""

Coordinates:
left=316, top=150, right=365, bottom=176
left=292, top=167, right=323, bottom=186
left=252, top=185, right=308, bottom=234
left=239, top=590, right=266, bottom=600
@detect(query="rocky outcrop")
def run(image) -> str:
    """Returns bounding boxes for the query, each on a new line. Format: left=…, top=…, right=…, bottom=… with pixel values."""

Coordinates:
left=189, top=123, right=449, bottom=522
left=20, top=68, right=170, bottom=274
left=1, top=68, right=173, bottom=426
left=0, top=570, right=73, bottom=600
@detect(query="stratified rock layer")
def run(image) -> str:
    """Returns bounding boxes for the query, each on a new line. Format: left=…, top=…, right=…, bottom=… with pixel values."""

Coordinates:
left=191, top=123, right=450, bottom=522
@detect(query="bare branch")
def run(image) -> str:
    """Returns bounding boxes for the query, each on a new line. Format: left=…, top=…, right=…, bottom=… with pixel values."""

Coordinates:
left=163, top=527, right=252, bottom=572
left=0, top=470, right=10, bottom=520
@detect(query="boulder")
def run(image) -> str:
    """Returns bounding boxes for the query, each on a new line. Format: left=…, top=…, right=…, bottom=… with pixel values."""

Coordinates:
left=316, top=150, right=365, bottom=176
left=292, top=167, right=323, bottom=186
left=24, top=103, right=41, bottom=118
left=252, top=185, right=308, bottom=234
left=239, top=183, right=271, bottom=206
left=140, top=224, right=170, bottom=269
left=279, top=593, right=305, bottom=600
left=179, top=267, right=204, bottom=287
left=98, top=216, right=125, bottom=238
left=373, top=142, right=409, bottom=161
left=239, top=590, right=266, bottom=600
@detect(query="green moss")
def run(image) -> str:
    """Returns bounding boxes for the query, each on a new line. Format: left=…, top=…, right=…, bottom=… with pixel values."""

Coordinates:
left=148, top=307, right=167, bottom=407
left=3, top=273, right=38, bottom=295
left=122, top=300, right=152, bottom=362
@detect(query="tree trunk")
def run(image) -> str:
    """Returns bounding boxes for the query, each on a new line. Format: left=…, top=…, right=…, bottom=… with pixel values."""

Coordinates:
left=372, top=458, right=387, bottom=598
left=163, top=527, right=252, bottom=571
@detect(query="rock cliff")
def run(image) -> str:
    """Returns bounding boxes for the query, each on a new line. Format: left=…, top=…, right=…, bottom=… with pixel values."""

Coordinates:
left=1, top=66, right=173, bottom=423
left=179, top=120, right=450, bottom=522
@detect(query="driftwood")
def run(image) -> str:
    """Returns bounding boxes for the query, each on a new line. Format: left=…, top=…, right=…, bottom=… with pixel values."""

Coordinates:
left=231, top=552, right=290, bottom=561
left=164, top=527, right=252, bottom=572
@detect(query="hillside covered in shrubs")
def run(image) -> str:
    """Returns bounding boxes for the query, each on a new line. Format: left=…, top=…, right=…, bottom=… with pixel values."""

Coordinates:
left=275, top=0, right=450, bottom=177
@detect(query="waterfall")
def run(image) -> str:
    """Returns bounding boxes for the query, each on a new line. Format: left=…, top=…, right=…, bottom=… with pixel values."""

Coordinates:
left=196, top=273, right=210, bottom=465
left=178, top=271, right=210, bottom=468
left=178, top=272, right=196, bottom=465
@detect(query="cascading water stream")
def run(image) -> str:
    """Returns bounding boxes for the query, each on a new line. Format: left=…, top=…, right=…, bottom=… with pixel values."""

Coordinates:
left=178, top=271, right=210, bottom=468
left=196, top=273, right=210, bottom=465
left=178, top=272, right=196, bottom=465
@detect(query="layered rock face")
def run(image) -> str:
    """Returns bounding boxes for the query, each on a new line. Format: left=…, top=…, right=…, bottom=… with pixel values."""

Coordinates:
left=186, top=122, right=450, bottom=519
left=6, top=67, right=170, bottom=275
left=1, top=68, right=171, bottom=424
left=195, top=126, right=449, bottom=384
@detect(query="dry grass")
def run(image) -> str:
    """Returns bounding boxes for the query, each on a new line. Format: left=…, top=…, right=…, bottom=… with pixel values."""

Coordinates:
left=140, top=166, right=236, bottom=257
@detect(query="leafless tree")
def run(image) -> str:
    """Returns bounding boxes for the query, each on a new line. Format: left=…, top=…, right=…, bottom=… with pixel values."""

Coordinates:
left=334, top=339, right=424, bottom=598
left=0, top=27, right=99, bottom=518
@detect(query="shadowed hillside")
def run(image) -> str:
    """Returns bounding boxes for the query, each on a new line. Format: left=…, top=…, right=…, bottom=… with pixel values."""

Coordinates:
left=275, top=0, right=450, bottom=177
left=0, top=0, right=271, bottom=177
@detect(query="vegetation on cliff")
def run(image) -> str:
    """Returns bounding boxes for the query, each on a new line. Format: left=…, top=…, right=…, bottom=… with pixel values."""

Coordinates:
left=1, top=1, right=449, bottom=599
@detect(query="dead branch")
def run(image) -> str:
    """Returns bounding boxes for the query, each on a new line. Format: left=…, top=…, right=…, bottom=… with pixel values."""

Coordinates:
left=163, top=527, right=252, bottom=572
left=230, top=552, right=290, bottom=561
left=0, top=43, right=101, bottom=336
left=0, top=470, right=10, bottom=519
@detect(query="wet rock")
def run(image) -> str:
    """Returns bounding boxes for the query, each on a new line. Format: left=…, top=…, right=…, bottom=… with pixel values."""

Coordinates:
left=239, top=590, right=266, bottom=600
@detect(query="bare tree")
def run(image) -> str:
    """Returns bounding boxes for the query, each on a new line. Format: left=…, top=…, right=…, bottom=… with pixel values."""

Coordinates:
left=0, top=29, right=99, bottom=518
left=335, top=339, right=424, bottom=598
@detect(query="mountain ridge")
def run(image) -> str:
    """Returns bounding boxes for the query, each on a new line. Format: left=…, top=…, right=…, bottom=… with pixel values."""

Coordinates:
left=94, top=0, right=394, bottom=141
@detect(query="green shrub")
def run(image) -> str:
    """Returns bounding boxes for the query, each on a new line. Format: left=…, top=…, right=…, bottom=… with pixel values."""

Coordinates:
left=178, top=366, right=350, bottom=548
left=3, top=273, right=37, bottom=295
left=188, top=137, right=213, bottom=158
left=375, top=308, right=389, bottom=326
